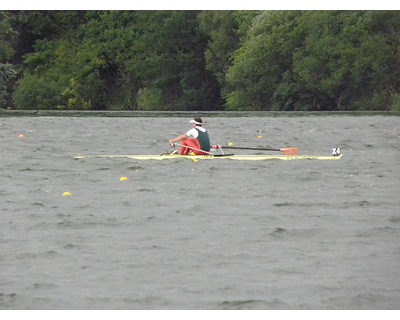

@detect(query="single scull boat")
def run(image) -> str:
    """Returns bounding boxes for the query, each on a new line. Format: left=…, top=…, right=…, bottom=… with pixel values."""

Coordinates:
left=74, top=153, right=342, bottom=161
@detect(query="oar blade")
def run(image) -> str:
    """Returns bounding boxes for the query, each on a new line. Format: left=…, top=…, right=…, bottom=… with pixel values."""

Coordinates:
left=280, top=147, right=299, bottom=155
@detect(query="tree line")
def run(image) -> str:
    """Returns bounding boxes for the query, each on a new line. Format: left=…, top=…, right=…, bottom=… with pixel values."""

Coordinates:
left=1, top=10, right=399, bottom=111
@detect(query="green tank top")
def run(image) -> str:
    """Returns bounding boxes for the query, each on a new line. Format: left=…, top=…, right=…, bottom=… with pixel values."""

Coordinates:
left=196, top=128, right=210, bottom=152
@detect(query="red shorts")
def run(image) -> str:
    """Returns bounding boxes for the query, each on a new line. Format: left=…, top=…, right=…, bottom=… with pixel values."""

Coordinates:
left=179, top=139, right=208, bottom=155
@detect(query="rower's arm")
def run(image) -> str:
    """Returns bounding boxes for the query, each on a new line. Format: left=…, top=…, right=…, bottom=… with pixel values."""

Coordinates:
left=169, top=134, right=188, bottom=144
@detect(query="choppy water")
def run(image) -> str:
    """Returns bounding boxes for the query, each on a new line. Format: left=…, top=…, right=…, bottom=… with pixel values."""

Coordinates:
left=0, top=115, right=399, bottom=310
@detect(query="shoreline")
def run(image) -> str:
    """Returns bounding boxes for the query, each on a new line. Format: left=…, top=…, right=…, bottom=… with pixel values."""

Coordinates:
left=1, top=109, right=399, bottom=117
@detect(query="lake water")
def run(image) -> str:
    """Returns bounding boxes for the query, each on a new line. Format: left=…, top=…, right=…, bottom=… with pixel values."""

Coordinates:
left=0, top=115, right=399, bottom=309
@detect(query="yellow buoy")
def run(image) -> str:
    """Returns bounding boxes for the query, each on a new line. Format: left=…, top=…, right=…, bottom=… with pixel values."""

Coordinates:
left=227, top=142, right=233, bottom=147
left=257, top=135, right=263, bottom=139
left=63, top=192, right=72, bottom=197
left=193, top=159, right=198, bottom=163
left=120, top=176, right=128, bottom=181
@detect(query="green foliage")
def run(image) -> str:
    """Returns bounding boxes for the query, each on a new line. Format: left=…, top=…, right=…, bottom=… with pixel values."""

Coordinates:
left=60, top=79, right=92, bottom=110
left=136, top=87, right=163, bottom=110
left=391, top=94, right=400, bottom=111
left=352, top=92, right=392, bottom=111
left=224, top=11, right=400, bottom=111
left=13, top=74, right=62, bottom=109
left=128, top=11, right=220, bottom=110
left=12, top=11, right=85, bottom=60
left=226, top=11, right=304, bottom=110
left=3, top=10, right=400, bottom=111
left=0, top=12, right=15, bottom=62
left=290, top=11, right=397, bottom=110
left=198, top=11, right=240, bottom=87
left=0, top=63, right=17, bottom=108
left=10, top=11, right=222, bottom=110
left=0, top=12, right=17, bottom=108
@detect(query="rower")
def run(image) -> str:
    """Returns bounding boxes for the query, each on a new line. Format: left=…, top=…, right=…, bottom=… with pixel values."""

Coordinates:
left=169, top=117, right=211, bottom=155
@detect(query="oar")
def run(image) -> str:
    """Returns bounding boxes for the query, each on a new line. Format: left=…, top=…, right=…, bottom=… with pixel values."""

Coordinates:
left=221, top=146, right=299, bottom=155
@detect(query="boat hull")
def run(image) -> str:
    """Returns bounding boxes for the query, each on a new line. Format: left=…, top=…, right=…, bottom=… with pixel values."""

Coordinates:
left=74, top=154, right=343, bottom=161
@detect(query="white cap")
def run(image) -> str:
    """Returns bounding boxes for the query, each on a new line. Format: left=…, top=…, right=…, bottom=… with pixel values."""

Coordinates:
left=189, top=117, right=202, bottom=125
